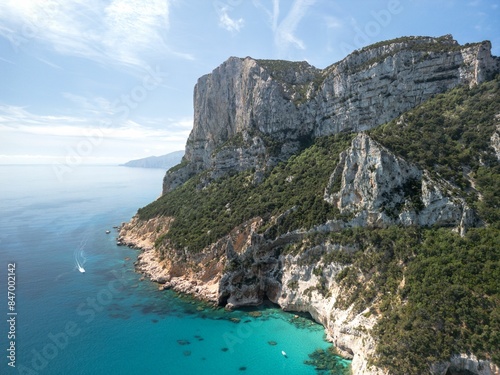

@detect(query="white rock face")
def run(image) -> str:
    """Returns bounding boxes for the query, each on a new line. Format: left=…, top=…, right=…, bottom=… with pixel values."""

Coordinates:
left=431, top=354, right=500, bottom=375
left=164, top=35, right=500, bottom=193
left=126, top=35, right=500, bottom=375
left=324, top=134, right=477, bottom=232
left=324, top=133, right=420, bottom=223
left=492, top=121, right=500, bottom=161
left=277, top=245, right=388, bottom=375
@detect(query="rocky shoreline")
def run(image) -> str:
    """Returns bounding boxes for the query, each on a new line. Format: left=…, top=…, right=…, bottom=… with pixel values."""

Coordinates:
left=116, top=216, right=385, bottom=375
left=135, top=247, right=220, bottom=303
left=115, top=36, right=500, bottom=375
left=118, top=217, right=500, bottom=375
left=117, top=217, right=221, bottom=304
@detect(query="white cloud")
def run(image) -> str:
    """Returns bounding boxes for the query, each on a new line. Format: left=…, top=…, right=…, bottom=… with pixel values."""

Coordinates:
left=218, top=6, right=245, bottom=33
left=36, top=57, right=63, bottom=69
left=0, top=105, right=88, bottom=128
left=0, top=104, right=190, bottom=164
left=254, top=0, right=316, bottom=55
left=62, top=93, right=118, bottom=117
left=325, top=16, right=342, bottom=29
left=0, top=56, right=15, bottom=64
left=276, top=0, right=316, bottom=50
left=0, top=0, right=192, bottom=70
left=0, top=104, right=190, bottom=141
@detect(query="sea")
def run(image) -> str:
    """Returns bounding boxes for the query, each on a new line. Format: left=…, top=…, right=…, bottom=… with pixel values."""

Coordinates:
left=0, top=165, right=350, bottom=375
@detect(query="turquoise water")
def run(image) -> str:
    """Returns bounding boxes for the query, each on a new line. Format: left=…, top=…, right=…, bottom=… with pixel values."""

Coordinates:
left=0, top=165, right=349, bottom=374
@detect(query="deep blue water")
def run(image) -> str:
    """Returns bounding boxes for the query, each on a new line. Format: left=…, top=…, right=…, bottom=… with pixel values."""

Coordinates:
left=0, top=165, right=349, bottom=375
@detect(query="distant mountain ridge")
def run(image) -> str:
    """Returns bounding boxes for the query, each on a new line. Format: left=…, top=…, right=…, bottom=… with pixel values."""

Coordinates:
left=121, top=150, right=184, bottom=169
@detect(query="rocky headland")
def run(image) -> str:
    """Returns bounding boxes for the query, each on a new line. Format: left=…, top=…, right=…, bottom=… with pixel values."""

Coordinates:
left=119, top=35, right=500, bottom=375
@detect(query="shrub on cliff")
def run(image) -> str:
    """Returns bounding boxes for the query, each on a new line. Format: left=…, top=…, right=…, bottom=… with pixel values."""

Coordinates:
left=138, top=132, right=354, bottom=252
left=370, top=77, right=500, bottom=224
left=135, top=74, right=500, bottom=374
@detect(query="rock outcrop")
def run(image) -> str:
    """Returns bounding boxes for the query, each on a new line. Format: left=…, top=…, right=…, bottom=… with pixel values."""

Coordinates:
left=324, top=133, right=478, bottom=234
left=431, top=354, right=500, bottom=375
left=118, top=216, right=226, bottom=302
left=164, top=35, right=500, bottom=194
left=492, top=118, right=500, bottom=161
left=278, top=245, right=387, bottom=375
left=121, top=35, right=500, bottom=375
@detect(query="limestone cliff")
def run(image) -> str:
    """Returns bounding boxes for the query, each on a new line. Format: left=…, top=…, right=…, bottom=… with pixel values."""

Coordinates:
left=324, top=133, right=478, bottom=235
left=120, top=131, right=496, bottom=374
left=121, top=35, right=500, bottom=375
left=164, top=35, right=500, bottom=194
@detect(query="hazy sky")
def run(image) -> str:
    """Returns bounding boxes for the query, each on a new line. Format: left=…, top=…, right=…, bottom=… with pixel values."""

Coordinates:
left=1, top=0, right=499, bottom=165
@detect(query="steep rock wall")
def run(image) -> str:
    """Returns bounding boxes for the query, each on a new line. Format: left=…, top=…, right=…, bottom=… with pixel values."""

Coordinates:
left=127, top=131, right=491, bottom=374
left=164, top=35, right=500, bottom=193
left=125, top=35, right=500, bottom=375
left=324, top=134, right=478, bottom=234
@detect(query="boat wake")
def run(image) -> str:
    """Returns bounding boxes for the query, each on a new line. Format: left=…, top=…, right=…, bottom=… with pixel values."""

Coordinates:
left=54, top=234, right=89, bottom=280
left=74, top=236, right=88, bottom=273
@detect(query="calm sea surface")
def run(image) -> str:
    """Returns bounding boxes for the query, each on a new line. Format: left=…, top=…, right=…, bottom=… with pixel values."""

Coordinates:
left=0, top=165, right=349, bottom=375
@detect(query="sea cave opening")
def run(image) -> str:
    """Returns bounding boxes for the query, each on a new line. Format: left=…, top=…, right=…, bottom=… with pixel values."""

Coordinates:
left=446, top=368, right=477, bottom=375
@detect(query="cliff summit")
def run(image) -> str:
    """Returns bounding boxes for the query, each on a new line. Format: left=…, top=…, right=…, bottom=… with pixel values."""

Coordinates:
left=121, top=35, right=500, bottom=375
left=164, top=34, right=500, bottom=194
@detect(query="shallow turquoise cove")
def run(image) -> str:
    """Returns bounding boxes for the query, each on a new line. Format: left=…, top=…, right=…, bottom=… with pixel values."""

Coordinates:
left=0, top=165, right=350, bottom=375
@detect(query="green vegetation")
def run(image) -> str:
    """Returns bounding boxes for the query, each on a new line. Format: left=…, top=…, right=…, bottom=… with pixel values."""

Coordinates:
left=135, top=72, right=500, bottom=373
left=255, top=59, right=324, bottom=105
left=287, top=279, right=299, bottom=291
left=370, top=77, right=500, bottom=223
left=374, top=227, right=500, bottom=373
left=300, top=226, right=500, bottom=374
left=138, top=132, right=355, bottom=253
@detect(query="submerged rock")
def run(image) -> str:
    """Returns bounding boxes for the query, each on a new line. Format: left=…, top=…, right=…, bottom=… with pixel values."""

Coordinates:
left=120, top=35, right=500, bottom=375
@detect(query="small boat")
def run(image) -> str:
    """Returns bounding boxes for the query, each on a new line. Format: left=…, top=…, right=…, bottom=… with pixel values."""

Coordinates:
left=281, top=350, right=287, bottom=358
left=105, top=230, right=111, bottom=234
left=78, top=265, right=85, bottom=273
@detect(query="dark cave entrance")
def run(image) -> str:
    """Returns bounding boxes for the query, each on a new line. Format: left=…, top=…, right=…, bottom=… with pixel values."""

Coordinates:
left=446, top=368, right=477, bottom=375
left=217, top=292, right=229, bottom=307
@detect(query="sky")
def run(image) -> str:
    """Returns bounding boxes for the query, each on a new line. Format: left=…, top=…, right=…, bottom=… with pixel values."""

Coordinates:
left=0, top=0, right=499, bottom=166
